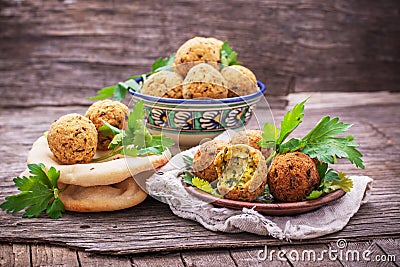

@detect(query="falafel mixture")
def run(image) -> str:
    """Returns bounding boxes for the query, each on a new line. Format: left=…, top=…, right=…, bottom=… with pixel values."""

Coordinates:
left=215, top=144, right=268, bottom=201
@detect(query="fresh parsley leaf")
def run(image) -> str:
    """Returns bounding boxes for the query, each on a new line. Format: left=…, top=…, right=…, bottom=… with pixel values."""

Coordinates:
left=220, top=42, right=241, bottom=67
left=93, top=100, right=174, bottom=162
left=306, top=190, right=323, bottom=200
left=276, top=98, right=308, bottom=145
left=182, top=171, right=195, bottom=186
left=192, top=177, right=213, bottom=193
left=298, top=116, right=364, bottom=168
left=152, top=53, right=176, bottom=72
left=327, top=172, right=353, bottom=192
left=99, top=120, right=122, bottom=137
left=279, top=138, right=306, bottom=154
left=0, top=164, right=65, bottom=219
left=258, top=123, right=279, bottom=148
left=182, top=155, right=194, bottom=169
left=87, top=85, right=116, bottom=100
left=192, top=177, right=222, bottom=197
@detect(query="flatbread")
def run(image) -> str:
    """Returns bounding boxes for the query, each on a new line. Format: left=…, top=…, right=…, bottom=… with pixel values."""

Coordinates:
left=27, top=136, right=171, bottom=187
left=59, top=177, right=147, bottom=212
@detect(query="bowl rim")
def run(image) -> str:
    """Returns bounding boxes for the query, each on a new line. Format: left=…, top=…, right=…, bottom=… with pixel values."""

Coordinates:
left=128, top=79, right=266, bottom=105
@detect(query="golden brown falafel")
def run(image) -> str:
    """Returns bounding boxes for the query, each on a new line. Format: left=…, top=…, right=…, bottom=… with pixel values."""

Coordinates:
left=141, top=70, right=183, bottom=99
left=192, top=140, right=228, bottom=182
left=267, top=152, right=320, bottom=202
left=230, top=129, right=273, bottom=159
left=174, top=37, right=223, bottom=76
left=215, top=144, right=268, bottom=201
left=221, top=65, right=258, bottom=97
left=182, top=63, right=228, bottom=99
left=85, top=100, right=129, bottom=150
left=47, top=113, right=98, bottom=165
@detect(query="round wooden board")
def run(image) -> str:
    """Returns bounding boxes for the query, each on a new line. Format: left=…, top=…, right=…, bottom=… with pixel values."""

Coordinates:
left=183, top=182, right=346, bottom=216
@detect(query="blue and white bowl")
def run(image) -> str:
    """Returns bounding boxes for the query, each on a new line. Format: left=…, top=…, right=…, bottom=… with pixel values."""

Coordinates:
left=128, top=81, right=266, bottom=147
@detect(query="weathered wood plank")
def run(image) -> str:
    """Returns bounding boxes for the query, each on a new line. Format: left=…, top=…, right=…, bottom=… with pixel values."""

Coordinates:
left=229, top=246, right=291, bottom=266
left=78, top=250, right=132, bottom=267
left=0, top=243, right=30, bottom=267
left=31, top=244, right=79, bottom=267
left=1, top=0, right=399, bottom=108
left=181, top=250, right=237, bottom=267
left=132, top=253, right=184, bottom=267
left=279, top=243, right=339, bottom=266
left=329, top=240, right=397, bottom=267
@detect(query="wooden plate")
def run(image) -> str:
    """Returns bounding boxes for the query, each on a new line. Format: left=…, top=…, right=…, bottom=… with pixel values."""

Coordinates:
left=183, top=182, right=346, bottom=216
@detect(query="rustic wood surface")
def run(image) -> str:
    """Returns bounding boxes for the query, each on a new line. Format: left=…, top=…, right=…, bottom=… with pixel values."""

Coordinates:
left=1, top=0, right=400, bottom=109
left=1, top=0, right=400, bottom=265
left=0, top=92, right=400, bottom=263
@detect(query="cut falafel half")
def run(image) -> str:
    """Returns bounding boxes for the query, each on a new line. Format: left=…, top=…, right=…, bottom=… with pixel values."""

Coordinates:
left=214, top=144, right=268, bottom=202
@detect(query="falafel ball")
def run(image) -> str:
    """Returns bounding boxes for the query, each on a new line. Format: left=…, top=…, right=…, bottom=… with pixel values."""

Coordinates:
left=221, top=65, right=258, bottom=97
left=141, top=70, right=184, bottom=99
left=85, top=100, right=129, bottom=150
left=215, top=144, right=268, bottom=201
left=267, top=152, right=320, bottom=202
left=192, top=140, right=228, bottom=182
left=182, top=63, right=228, bottom=99
left=174, top=37, right=223, bottom=76
left=230, top=129, right=273, bottom=159
left=47, top=113, right=98, bottom=165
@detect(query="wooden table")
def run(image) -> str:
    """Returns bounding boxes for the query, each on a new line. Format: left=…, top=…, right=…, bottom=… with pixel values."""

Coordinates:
left=1, top=92, right=399, bottom=266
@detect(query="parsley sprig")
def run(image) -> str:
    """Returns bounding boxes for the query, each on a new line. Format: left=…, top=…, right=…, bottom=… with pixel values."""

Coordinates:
left=0, top=163, right=65, bottom=219
left=92, top=100, right=174, bottom=162
left=88, top=54, right=176, bottom=101
left=259, top=98, right=364, bottom=197
left=220, top=42, right=241, bottom=67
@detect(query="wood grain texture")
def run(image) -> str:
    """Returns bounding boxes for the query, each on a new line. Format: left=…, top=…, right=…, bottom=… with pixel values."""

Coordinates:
left=0, top=0, right=399, bottom=108
left=31, top=244, right=79, bottom=267
left=229, top=247, right=291, bottom=266
left=0, top=243, right=30, bottom=267
left=181, top=250, right=237, bottom=267
left=132, top=253, right=184, bottom=267
left=78, top=251, right=132, bottom=267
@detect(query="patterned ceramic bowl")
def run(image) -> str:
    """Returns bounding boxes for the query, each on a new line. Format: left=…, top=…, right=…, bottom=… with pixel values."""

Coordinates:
left=128, top=80, right=266, bottom=147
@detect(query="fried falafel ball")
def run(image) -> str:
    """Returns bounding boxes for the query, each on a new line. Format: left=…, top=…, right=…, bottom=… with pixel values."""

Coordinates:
left=192, top=140, right=228, bottom=182
left=85, top=100, right=129, bottom=150
left=267, top=152, right=320, bottom=202
left=141, top=70, right=184, bottom=99
left=47, top=113, right=98, bottom=165
left=215, top=144, right=268, bottom=201
left=230, top=129, right=273, bottom=159
left=221, top=65, right=258, bottom=97
left=182, top=63, right=228, bottom=99
left=174, top=37, right=223, bottom=76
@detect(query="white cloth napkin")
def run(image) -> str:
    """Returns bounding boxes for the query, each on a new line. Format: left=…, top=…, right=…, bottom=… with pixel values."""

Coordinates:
left=146, top=132, right=373, bottom=240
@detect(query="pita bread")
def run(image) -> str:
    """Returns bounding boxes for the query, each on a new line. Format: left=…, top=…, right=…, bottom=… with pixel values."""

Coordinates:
left=58, top=178, right=147, bottom=212
left=27, top=136, right=171, bottom=187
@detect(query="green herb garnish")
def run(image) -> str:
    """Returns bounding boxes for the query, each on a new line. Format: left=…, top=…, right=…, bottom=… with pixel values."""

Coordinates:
left=92, top=100, right=174, bottom=162
left=88, top=54, right=175, bottom=101
left=0, top=163, right=65, bottom=219
left=259, top=98, right=364, bottom=197
left=220, top=42, right=241, bottom=67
